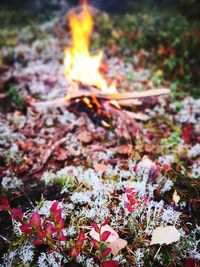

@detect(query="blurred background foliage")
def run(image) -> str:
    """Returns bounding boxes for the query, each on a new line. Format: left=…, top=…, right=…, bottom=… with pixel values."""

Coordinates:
left=0, top=0, right=200, bottom=97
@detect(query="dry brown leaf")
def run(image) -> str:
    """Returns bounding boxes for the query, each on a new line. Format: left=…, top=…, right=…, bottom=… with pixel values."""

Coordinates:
left=77, top=130, right=93, bottom=143
left=150, top=226, right=180, bottom=245
left=108, top=237, right=127, bottom=256
left=93, top=162, right=109, bottom=172
left=118, top=144, right=132, bottom=155
left=54, top=147, right=68, bottom=161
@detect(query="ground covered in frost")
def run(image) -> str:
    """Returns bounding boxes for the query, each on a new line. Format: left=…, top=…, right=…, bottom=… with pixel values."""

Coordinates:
left=0, top=5, right=200, bottom=267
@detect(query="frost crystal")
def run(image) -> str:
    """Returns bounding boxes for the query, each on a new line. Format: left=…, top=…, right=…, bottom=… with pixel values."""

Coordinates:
left=37, top=252, right=63, bottom=267
left=134, top=248, right=145, bottom=267
left=158, top=154, right=175, bottom=165
left=160, top=179, right=174, bottom=193
left=188, top=143, right=200, bottom=158
left=2, top=175, right=23, bottom=190
left=67, top=225, right=76, bottom=237
left=84, top=258, right=95, bottom=267
left=19, top=242, right=34, bottom=264
left=191, top=163, right=200, bottom=179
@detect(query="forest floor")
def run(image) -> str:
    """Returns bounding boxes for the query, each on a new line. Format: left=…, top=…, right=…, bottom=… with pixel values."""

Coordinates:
left=0, top=3, right=200, bottom=267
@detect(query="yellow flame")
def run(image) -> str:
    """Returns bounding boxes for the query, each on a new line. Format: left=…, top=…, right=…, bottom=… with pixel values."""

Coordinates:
left=64, top=4, right=116, bottom=95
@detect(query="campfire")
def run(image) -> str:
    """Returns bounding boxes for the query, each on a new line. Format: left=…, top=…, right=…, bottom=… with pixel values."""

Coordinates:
left=34, top=1, right=170, bottom=126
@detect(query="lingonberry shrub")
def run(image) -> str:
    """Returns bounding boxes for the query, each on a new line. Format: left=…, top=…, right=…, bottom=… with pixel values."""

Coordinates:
left=0, top=196, right=118, bottom=265
left=90, top=217, right=118, bottom=267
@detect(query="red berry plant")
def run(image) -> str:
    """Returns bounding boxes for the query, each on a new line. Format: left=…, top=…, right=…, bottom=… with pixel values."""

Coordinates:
left=125, top=188, right=148, bottom=213
left=90, top=217, right=118, bottom=267
left=0, top=196, right=119, bottom=266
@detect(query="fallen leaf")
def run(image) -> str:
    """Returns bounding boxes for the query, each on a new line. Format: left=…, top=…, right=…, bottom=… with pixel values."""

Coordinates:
left=118, top=144, right=132, bottom=155
left=150, top=226, right=180, bottom=245
left=90, top=224, right=119, bottom=243
left=108, top=237, right=127, bottom=256
left=54, top=147, right=68, bottom=161
left=77, top=130, right=93, bottom=143
left=173, top=190, right=180, bottom=205
left=93, top=162, right=109, bottom=172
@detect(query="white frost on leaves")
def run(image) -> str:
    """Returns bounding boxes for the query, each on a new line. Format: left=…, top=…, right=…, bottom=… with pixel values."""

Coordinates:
left=1, top=175, right=23, bottom=190
left=1, top=250, right=17, bottom=267
left=158, top=154, right=175, bottom=165
left=188, top=143, right=200, bottom=158
left=37, top=252, right=63, bottom=267
left=176, top=97, right=200, bottom=124
left=191, top=163, right=200, bottom=179
left=71, top=192, right=91, bottom=204
left=41, top=171, right=57, bottom=184
left=134, top=248, right=145, bottom=267
left=19, top=242, right=34, bottom=264
left=142, top=200, right=180, bottom=235
left=67, top=225, right=76, bottom=237
left=76, top=254, right=86, bottom=263
left=12, top=219, right=22, bottom=236
left=9, top=143, right=19, bottom=156
left=162, top=207, right=180, bottom=224
left=160, top=179, right=174, bottom=193
left=84, top=258, right=95, bottom=267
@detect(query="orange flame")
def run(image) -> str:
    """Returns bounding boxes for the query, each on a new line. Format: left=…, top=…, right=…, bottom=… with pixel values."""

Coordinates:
left=64, top=3, right=116, bottom=95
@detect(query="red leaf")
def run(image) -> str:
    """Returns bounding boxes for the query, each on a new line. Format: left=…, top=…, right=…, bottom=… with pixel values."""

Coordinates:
left=91, top=239, right=100, bottom=249
left=37, top=229, right=47, bottom=239
left=101, top=231, right=111, bottom=242
left=20, top=224, right=34, bottom=235
left=184, top=258, right=196, bottom=267
left=77, top=230, right=85, bottom=243
left=11, top=208, right=23, bottom=220
left=92, top=222, right=100, bottom=233
left=101, top=260, right=118, bottom=267
left=101, top=216, right=110, bottom=227
left=52, top=209, right=62, bottom=224
left=50, top=201, right=59, bottom=213
left=56, top=230, right=66, bottom=241
left=33, top=239, right=43, bottom=245
left=29, top=212, right=42, bottom=230
left=0, top=196, right=10, bottom=211
left=55, top=217, right=64, bottom=230
left=71, top=246, right=79, bottom=257
left=101, top=247, right=112, bottom=257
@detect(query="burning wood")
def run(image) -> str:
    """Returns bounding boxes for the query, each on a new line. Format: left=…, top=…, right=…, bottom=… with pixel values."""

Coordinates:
left=33, top=88, right=170, bottom=106
left=32, top=2, right=170, bottom=124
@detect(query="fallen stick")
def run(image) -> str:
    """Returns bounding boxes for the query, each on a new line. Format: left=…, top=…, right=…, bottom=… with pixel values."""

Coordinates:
left=33, top=88, right=170, bottom=107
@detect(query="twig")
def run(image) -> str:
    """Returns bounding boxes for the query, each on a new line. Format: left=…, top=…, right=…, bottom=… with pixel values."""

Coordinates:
left=0, top=235, right=11, bottom=244
left=32, top=88, right=170, bottom=107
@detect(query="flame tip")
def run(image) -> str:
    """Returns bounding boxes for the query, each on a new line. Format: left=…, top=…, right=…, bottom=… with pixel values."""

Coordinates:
left=64, top=0, right=117, bottom=95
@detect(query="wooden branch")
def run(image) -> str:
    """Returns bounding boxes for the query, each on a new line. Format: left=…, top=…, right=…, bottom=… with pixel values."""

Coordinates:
left=125, top=110, right=149, bottom=121
left=117, top=99, right=142, bottom=107
left=33, top=88, right=170, bottom=107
